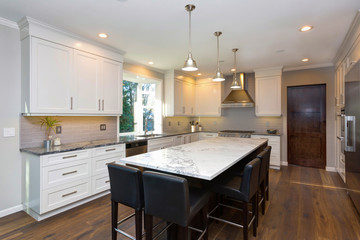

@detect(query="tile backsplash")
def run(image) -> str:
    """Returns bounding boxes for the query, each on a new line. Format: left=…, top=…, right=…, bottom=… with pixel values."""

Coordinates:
left=163, top=116, right=193, bottom=132
left=20, top=116, right=117, bottom=148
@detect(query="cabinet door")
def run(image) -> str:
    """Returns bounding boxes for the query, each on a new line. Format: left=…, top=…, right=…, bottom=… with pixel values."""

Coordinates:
left=31, top=38, right=73, bottom=113
left=183, top=81, right=195, bottom=115
left=255, top=76, right=281, bottom=116
left=101, top=59, right=123, bottom=114
left=174, top=80, right=184, bottom=115
left=74, top=50, right=101, bottom=113
left=195, top=82, right=221, bottom=116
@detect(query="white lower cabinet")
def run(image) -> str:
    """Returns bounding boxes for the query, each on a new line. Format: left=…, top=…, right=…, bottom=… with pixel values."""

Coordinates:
left=148, top=137, right=175, bottom=152
left=199, top=132, right=218, bottom=140
left=251, top=134, right=281, bottom=169
left=22, top=144, right=125, bottom=219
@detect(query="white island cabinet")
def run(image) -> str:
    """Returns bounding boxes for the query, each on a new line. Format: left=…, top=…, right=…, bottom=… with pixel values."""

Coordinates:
left=251, top=134, right=281, bottom=169
left=22, top=144, right=125, bottom=221
left=19, top=17, right=123, bottom=115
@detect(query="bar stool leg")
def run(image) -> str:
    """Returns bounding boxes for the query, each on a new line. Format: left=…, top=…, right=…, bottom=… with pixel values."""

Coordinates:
left=111, top=201, right=118, bottom=240
left=178, top=226, right=189, bottom=240
left=261, top=181, right=266, bottom=215
left=202, top=205, right=208, bottom=240
left=252, top=196, right=257, bottom=237
left=145, top=214, right=153, bottom=240
left=242, top=202, right=248, bottom=240
left=135, top=209, right=142, bottom=240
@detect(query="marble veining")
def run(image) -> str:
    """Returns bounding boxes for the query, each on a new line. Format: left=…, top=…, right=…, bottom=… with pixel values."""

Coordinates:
left=119, top=137, right=267, bottom=180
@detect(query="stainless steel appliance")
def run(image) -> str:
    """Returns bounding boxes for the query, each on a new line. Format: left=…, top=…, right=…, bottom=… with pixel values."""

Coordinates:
left=126, top=140, right=148, bottom=157
left=218, top=130, right=254, bottom=138
left=344, top=60, right=360, bottom=214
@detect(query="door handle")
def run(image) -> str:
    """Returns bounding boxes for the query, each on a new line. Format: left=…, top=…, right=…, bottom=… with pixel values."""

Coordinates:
left=345, top=116, right=356, bottom=152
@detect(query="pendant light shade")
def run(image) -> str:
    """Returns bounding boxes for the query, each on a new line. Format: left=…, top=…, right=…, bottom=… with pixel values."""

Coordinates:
left=231, top=48, right=241, bottom=89
left=213, top=31, right=225, bottom=82
left=182, top=4, right=198, bottom=71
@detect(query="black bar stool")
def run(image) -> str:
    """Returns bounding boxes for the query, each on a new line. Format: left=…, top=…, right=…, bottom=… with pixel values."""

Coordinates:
left=108, top=164, right=144, bottom=240
left=257, top=146, right=272, bottom=206
left=143, top=171, right=210, bottom=240
left=207, top=158, right=261, bottom=240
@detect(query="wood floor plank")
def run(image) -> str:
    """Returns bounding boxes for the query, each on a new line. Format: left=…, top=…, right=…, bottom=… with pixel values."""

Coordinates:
left=1, top=166, right=360, bottom=240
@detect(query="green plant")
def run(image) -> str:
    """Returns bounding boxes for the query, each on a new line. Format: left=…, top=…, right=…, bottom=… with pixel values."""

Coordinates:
left=38, top=117, right=61, bottom=140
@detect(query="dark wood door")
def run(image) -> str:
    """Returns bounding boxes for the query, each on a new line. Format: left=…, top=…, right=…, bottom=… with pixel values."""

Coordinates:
left=287, top=84, right=326, bottom=168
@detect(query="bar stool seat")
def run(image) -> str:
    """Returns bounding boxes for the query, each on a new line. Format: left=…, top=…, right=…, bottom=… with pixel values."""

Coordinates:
left=143, top=171, right=210, bottom=240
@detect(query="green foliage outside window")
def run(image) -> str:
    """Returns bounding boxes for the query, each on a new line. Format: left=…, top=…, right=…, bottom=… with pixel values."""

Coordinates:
left=120, top=80, right=138, bottom=133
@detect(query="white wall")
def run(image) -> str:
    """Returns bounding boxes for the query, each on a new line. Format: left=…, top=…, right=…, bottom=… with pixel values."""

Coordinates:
left=0, top=22, right=22, bottom=216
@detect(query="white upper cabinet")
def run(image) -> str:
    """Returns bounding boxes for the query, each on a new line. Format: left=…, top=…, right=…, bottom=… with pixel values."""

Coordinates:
left=74, top=50, right=101, bottom=113
left=19, top=17, right=124, bottom=115
left=164, top=70, right=195, bottom=117
left=195, top=79, right=221, bottom=116
left=254, top=67, right=282, bottom=117
left=29, top=38, right=73, bottom=113
left=101, top=59, right=122, bottom=114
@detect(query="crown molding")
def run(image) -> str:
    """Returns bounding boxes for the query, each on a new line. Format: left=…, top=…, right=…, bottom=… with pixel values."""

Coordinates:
left=333, top=9, right=360, bottom=67
left=0, top=17, right=19, bottom=29
left=283, top=63, right=333, bottom=72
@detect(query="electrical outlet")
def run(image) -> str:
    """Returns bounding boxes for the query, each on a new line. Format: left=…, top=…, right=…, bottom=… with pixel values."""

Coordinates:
left=178, top=121, right=180, bottom=126
left=100, top=124, right=106, bottom=131
left=168, top=121, right=171, bottom=126
left=56, top=126, right=62, bottom=134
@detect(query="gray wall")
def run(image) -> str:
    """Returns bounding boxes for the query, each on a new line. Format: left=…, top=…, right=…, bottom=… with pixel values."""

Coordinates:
left=21, top=116, right=117, bottom=148
left=281, top=67, right=336, bottom=168
left=0, top=24, right=22, bottom=214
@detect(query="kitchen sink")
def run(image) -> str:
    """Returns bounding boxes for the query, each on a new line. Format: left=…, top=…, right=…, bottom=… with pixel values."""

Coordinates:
left=136, top=134, right=163, bottom=138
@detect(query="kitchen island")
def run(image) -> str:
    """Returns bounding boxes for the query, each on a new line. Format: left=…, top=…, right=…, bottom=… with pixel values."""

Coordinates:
left=119, top=137, right=268, bottom=180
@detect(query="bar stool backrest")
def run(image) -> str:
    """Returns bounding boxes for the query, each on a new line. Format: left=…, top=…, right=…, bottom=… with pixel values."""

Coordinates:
left=257, top=146, right=272, bottom=183
left=108, top=164, right=144, bottom=211
left=239, top=158, right=261, bottom=202
left=143, top=171, right=190, bottom=227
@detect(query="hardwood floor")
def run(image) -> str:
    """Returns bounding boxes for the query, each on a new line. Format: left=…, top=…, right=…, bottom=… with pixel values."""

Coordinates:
left=1, top=165, right=360, bottom=240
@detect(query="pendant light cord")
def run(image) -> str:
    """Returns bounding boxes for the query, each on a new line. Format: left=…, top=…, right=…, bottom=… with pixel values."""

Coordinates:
left=217, top=35, right=220, bottom=70
left=189, top=10, right=192, bottom=53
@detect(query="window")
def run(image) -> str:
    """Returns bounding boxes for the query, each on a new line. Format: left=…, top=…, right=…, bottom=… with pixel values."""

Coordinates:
left=119, top=72, right=162, bottom=135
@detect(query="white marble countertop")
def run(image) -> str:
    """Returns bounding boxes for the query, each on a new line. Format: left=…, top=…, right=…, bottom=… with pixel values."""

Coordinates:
left=119, top=137, right=268, bottom=180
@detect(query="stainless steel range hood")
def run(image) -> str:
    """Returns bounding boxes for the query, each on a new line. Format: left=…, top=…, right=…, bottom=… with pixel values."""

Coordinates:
left=222, top=73, right=254, bottom=108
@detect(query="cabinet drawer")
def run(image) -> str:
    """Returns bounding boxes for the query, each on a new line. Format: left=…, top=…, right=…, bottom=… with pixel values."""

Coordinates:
left=93, top=144, right=125, bottom=157
left=148, top=142, right=174, bottom=152
left=42, top=159, right=91, bottom=190
left=92, top=153, right=124, bottom=175
left=148, top=137, right=174, bottom=152
left=41, top=178, right=91, bottom=213
left=41, top=150, right=91, bottom=166
left=92, top=173, right=110, bottom=194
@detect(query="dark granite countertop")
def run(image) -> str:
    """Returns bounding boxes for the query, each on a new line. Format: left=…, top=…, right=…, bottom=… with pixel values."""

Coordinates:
left=20, top=131, right=217, bottom=156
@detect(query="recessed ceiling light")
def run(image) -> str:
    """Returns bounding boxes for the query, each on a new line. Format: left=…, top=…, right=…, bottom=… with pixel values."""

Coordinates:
left=300, top=25, right=313, bottom=32
left=197, top=73, right=202, bottom=76
left=148, top=61, right=154, bottom=65
left=302, top=58, right=310, bottom=62
left=231, top=68, right=236, bottom=72
left=98, top=33, right=108, bottom=38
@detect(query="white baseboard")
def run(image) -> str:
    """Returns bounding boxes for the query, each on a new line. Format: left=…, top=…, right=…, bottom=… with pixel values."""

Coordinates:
left=281, top=161, right=288, bottom=166
left=0, top=204, right=24, bottom=218
left=326, top=167, right=337, bottom=172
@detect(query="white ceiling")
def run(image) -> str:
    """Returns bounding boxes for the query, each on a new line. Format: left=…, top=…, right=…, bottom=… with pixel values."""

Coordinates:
left=0, top=0, right=360, bottom=78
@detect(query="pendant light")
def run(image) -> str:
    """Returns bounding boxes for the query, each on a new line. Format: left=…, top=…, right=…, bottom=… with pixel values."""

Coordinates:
left=212, top=31, right=225, bottom=82
left=182, top=4, right=198, bottom=71
left=231, top=48, right=241, bottom=89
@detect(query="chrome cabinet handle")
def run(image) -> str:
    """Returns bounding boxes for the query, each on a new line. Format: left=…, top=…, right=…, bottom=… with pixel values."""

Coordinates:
left=105, top=148, right=116, bottom=152
left=337, top=136, right=344, bottom=141
left=345, top=116, right=356, bottom=152
left=62, top=155, right=77, bottom=159
left=102, top=100, right=104, bottom=111
left=62, top=170, right=77, bottom=176
left=105, top=180, right=110, bottom=183
left=182, top=106, right=185, bottom=114
left=98, top=99, right=101, bottom=111
left=62, top=191, right=77, bottom=198
left=70, top=97, right=73, bottom=110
